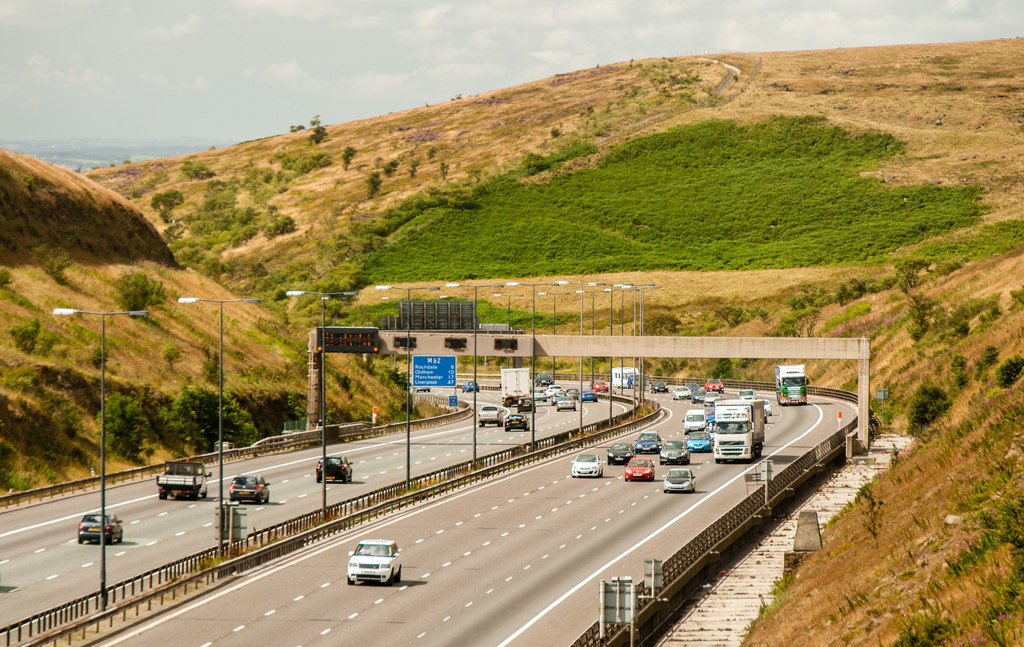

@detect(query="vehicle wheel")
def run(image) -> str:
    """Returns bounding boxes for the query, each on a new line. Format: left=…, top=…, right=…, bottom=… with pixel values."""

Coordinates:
left=715, top=459, right=722, bottom=464
left=116, top=532, right=123, bottom=544
left=78, top=537, right=84, bottom=544
left=201, top=489, right=207, bottom=498
left=394, top=567, right=401, bottom=583
left=386, top=570, right=395, bottom=586
left=316, top=474, right=322, bottom=483
left=684, top=458, right=690, bottom=465
left=158, top=492, right=167, bottom=500
left=347, top=576, right=355, bottom=586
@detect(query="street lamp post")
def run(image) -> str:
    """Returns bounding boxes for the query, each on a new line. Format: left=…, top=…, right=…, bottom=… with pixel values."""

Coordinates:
left=445, top=283, right=502, bottom=464
left=505, top=280, right=561, bottom=450
left=374, top=285, right=440, bottom=488
left=285, top=289, right=358, bottom=519
left=53, top=307, right=148, bottom=609
left=177, top=297, right=260, bottom=554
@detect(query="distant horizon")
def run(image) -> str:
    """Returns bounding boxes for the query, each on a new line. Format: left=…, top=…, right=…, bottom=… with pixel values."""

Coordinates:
left=1, top=136, right=236, bottom=171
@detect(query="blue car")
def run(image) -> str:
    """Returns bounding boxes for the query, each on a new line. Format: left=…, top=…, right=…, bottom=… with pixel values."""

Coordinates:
left=633, top=431, right=663, bottom=454
left=461, top=382, right=479, bottom=392
left=686, top=430, right=713, bottom=453
left=581, top=390, right=598, bottom=402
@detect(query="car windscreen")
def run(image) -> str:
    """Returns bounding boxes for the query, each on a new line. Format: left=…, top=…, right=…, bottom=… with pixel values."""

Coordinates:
left=663, top=441, right=684, bottom=449
left=689, top=431, right=711, bottom=440
left=576, top=454, right=598, bottom=462
left=610, top=444, right=630, bottom=451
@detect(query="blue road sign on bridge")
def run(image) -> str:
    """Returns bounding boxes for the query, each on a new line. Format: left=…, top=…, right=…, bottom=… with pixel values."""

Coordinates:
left=412, top=356, right=456, bottom=388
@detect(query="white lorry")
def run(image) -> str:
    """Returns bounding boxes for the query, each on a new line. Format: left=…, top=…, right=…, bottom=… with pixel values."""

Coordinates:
left=774, top=364, right=808, bottom=405
left=500, top=367, right=531, bottom=406
left=713, top=399, right=765, bottom=464
left=156, top=460, right=210, bottom=500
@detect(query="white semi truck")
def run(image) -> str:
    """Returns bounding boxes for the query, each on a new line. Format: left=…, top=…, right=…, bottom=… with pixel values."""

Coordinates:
left=713, top=399, right=765, bottom=463
left=774, top=364, right=808, bottom=405
left=500, top=367, right=531, bottom=406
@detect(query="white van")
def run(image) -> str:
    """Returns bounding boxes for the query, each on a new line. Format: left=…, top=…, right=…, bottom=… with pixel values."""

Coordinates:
left=683, top=409, right=708, bottom=433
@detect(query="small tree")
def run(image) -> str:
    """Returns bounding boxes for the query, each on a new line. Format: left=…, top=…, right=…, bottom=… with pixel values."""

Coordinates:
left=0, top=268, right=11, bottom=289
left=907, top=383, right=951, bottom=431
left=308, top=115, right=328, bottom=145
left=342, top=146, right=357, bottom=170
left=112, top=271, right=167, bottom=311
left=895, top=258, right=929, bottom=294
left=367, top=172, right=382, bottom=198
left=439, top=160, right=450, bottom=180
left=151, top=190, right=185, bottom=223
left=103, top=393, right=147, bottom=463
left=162, top=344, right=182, bottom=370
left=181, top=158, right=214, bottom=180
left=409, top=158, right=420, bottom=177
left=382, top=160, right=399, bottom=177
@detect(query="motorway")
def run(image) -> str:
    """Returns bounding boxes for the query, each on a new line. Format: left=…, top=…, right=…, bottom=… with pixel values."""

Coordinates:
left=84, top=391, right=855, bottom=647
left=0, top=390, right=627, bottom=628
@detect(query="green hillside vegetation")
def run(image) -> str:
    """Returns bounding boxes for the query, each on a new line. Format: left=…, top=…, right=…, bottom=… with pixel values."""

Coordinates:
left=360, top=117, right=988, bottom=281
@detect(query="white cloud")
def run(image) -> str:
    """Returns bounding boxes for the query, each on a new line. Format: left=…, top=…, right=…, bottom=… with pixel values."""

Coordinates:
left=350, top=70, right=414, bottom=97
left=141, top=72, right=210, bottom=92
left=24, top=53, right=114, bottom=90
left=146, top=13, right=203, bottom=40
left=414, top=4, right=452, bottom=28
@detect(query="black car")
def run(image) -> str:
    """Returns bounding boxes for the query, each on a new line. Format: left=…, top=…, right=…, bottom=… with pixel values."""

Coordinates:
left=517, top=397, right=534, bottom=412
left=535, top=372, right=554, bottom=387
left=651, top=380, right=669, bottom=393
left=316, top=456, right=353, bottom=483
left=78, top=514, right=123, bottom=544
left=606, top=442, right=635, bottom=465
left=229, top=474, right=270, bottom=504
left=504, top=413, right=530, bottom=431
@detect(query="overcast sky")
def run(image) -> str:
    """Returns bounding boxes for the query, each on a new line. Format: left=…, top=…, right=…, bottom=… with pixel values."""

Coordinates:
left=0, top=0, right=1018, bottom=143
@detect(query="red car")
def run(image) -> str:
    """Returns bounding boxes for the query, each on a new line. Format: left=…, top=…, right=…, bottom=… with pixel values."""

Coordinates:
left=624, top=458, right=655, bottom=481
left=704, top=378, right=724, bottom=393
left=592, top=380, right=610, bottom=393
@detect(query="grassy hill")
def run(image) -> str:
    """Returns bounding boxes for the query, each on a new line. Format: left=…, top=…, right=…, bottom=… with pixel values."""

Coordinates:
left=3, top=38, right=1024, bottom=643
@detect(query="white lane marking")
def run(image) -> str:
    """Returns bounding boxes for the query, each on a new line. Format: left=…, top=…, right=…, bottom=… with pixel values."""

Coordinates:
left=321, top=628, right=331, bottom=635
left=417, top=632, right=427, bottom=638
left=232, top=625, right=245, bottom=632
left=82, top=562, right=93, bottom=568
left=130, top=520, right=140, bottom=525
left=46, top=574, right=58, bottom=580
left=294, top=595, right=304, bottom=601
left=442, top=616, right=451, bottom=622
left=115, top=551, right=126, bottom=556
left=34, top=548, right=45, bottom=554
left=496, top=404, right=825, bottom=647
left=374, top=598, right=384, bottom=605
left=320, top=582, right=330, bottom=588
left=348, top=612, right=358, bottom=620
left=146, top=541, right=157, bottom=546
left=264, top=609, right=275, bottom=616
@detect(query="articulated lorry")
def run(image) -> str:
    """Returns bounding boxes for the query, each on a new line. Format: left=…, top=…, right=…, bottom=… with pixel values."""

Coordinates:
left=713, top=399, right=765, bottom=464
left=500, top=367, right=531, bottom=406
left=774, top=364, right=808, bottom=405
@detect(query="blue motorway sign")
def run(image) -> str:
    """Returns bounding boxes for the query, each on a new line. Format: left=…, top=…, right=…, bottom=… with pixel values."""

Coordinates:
left=412, top=355, right=456, bottom=387
left=448, top=395, right=458, bottom=407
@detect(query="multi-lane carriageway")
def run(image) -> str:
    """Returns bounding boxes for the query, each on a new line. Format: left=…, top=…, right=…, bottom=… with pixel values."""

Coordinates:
left=16, top=390, right=857, bottom=647
left=0, top=391, right=626, bottom=629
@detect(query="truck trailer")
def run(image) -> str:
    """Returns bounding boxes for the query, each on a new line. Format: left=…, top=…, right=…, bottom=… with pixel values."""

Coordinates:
left=713, top=399, right=765, bottom=464
left=500, top=367, right=531, bottom=406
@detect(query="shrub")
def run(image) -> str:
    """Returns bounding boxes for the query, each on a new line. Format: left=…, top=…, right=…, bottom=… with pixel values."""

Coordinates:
left=950, top=354, right=968, bottom=388
left=995, top=355, right=1024, bottom=388
left=162, top=344, right=182, bottom=370
left=112, top=271, right=167, bottom=311
left=264, top=214, right=297, bottom=238
left=0, top=267, right=11, bottom=289
left=907, top=384, right=951, bottom=430
left=342, top=146, right=357, bottom=170
left=976, top=345, right=999, bottom=378
left=181, top=158, right=215, bottom=180
left=35, top=245, right=70, bottom=285
left=9, top=318, right=41, bottom=353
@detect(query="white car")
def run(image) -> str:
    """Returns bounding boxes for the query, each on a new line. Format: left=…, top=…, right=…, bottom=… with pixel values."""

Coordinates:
left=663, top=468, right=696, bottom=493
left=672, top=386, right=690, bottom=400
left=347, top=539, right=402, bottom=585
left=571, top=453, right=604, bottom=478
left=738, top=388, right=756, bottom=401
left=763, top=399, right=774, bottom=416
left=683, top=409, right=707, bottom=433
left=703, top=391, right=720, bottom=406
